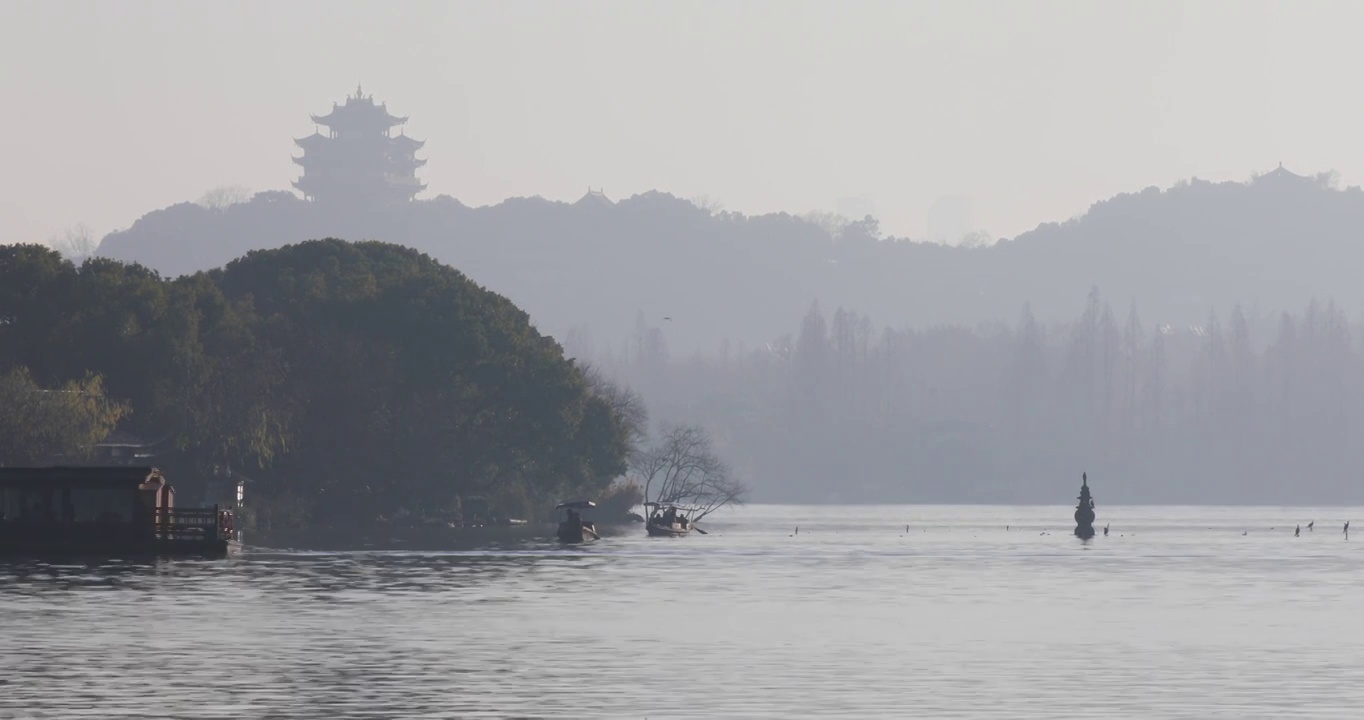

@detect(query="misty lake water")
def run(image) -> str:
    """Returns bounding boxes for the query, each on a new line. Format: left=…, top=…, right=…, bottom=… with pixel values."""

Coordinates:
left=3, top=504, right=1363, bottom=719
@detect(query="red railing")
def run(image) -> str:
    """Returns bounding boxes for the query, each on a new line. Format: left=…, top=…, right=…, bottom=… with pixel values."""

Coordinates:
left=155, top=507, right=231, bottom=542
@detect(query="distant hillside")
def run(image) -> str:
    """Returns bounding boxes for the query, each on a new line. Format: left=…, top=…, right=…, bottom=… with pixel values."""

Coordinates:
left=97, top=167, right=1362, bottom=350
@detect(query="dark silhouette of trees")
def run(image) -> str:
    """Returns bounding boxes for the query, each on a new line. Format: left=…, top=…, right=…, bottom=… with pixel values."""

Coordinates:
left=0, top=240, right=634, bottom=527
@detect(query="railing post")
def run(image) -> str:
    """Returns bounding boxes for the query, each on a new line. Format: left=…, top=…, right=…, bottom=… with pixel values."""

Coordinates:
left=160, top=485, right=170, bottom=540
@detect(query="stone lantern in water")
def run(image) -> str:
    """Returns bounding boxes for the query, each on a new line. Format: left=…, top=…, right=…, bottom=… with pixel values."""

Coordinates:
left=1074, top=472, right=1096, bottom=539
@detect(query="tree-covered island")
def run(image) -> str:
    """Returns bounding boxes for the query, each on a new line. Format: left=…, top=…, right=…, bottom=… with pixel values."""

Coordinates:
left=0, top=239, right=645, bottom=532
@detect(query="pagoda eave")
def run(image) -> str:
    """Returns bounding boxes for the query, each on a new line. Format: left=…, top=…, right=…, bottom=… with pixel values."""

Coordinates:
left=311, top=112, right=409, bottom=129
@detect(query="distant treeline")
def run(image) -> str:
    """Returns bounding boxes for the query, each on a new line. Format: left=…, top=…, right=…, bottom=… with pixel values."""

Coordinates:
left=591, top=289, right=1364, bottom=505
left=0, top=241, right=635, bottom=528
left=96, top=168, right=1364, bottom=353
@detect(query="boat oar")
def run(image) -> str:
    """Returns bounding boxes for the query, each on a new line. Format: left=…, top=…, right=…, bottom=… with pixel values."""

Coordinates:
left=693, top=524, right=708, bottom=535
left=583, top=525, right=601, bottom=540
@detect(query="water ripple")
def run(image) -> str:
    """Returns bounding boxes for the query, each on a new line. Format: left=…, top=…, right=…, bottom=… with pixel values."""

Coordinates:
left=2, top=505, right=1362, bottom=718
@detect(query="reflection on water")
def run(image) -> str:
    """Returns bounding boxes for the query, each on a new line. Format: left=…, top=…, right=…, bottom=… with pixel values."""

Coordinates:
left=3, top=505, right=1364, bottom=719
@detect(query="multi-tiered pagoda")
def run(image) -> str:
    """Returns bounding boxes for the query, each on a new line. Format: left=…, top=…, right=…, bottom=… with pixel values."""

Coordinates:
left=292, top=85, right=426, bottom=206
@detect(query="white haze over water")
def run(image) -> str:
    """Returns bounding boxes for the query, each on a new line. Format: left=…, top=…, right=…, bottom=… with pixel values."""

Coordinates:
left=4, top=0, right=1364, bottom=246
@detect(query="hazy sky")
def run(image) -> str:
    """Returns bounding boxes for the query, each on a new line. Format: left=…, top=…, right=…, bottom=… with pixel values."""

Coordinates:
left=2, top=0, right=1360, bottom=247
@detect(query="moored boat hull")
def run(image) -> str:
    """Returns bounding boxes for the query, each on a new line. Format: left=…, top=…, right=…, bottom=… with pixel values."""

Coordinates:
left=646, top=522, right=691, bottom=537
left=556, top=521, right=599, bottom=544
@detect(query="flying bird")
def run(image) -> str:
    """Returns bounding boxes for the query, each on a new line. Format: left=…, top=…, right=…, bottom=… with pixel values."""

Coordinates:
left=663, top=317, right=672, bottom=321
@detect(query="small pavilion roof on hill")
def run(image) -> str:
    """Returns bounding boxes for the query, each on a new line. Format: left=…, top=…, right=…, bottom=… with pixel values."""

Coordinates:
left=1258, top=162, right=1309, bottom=184
left=575, top=187, right=614, bottom=208
left=292, top=84, right=426, bottom=205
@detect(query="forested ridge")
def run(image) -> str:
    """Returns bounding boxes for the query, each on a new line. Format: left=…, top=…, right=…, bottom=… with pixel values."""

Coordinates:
left=96, top=167, right=1364, bottom=354
left=0, top=240, right=635, bottom=527
left=594, top=289, right=1364, bottom=504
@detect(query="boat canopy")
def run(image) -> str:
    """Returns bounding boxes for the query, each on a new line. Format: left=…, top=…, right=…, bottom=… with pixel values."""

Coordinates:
left=644, top=502, right=700, bottom=512
left=555, top=500, right=597, bottom=510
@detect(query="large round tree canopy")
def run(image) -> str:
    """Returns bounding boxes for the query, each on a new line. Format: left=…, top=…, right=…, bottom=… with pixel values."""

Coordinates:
left=0, top=239, right=632, bottom=527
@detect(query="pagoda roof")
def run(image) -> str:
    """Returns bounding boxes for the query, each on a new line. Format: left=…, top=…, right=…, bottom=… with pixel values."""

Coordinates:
left=391, top=134, right=425, bottom=150
left=293, top=132, right=330, bottom=149
left=311, top=87, right=409, bottom=128
left=311, top=109, right=408, bottom=128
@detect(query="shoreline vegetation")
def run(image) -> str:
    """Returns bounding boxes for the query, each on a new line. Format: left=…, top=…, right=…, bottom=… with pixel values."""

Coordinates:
left=0, top=240, right=691, bottom=533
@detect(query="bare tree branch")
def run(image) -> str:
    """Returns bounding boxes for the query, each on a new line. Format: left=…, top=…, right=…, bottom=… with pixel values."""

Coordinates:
left=689, top=195, right=725, bottom=215
left=632, top=423, right=747, bottom=522
left=197, top=185, right=253, bottom=212
left=49, top=223, right=99, bottom=261
left=580, top=363, right=649, bottom=459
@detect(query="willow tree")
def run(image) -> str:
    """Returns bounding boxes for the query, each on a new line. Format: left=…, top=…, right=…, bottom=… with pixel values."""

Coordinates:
left=0, top=368, right=131, bottom=466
